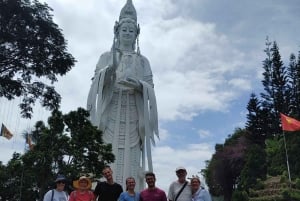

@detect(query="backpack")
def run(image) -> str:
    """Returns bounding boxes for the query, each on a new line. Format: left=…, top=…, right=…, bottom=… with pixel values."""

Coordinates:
left=50, top=189, right=69, bottom=201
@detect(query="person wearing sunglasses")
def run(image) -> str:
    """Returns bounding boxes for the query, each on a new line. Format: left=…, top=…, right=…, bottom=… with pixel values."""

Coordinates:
left=43, top=174, right=69, bottom=201
left=168, top=167, right=191, bottom=201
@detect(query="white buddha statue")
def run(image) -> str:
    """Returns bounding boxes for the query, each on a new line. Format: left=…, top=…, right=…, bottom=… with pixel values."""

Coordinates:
left=87, top=0, right=159, bottom=190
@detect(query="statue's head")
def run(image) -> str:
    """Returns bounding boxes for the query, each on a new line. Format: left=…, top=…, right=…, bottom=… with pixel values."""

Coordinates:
left=114, top=0, right=140, bottom=51
left=119, top=0, right=137, bottom=22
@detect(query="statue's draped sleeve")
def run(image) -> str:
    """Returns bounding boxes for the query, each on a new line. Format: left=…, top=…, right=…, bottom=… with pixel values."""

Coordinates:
left=135, top=55, right=159, bottom=172
left=87, top=52, right=113, bottom=128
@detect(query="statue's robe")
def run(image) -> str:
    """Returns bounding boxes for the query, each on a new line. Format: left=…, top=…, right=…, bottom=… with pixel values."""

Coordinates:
left=87, top=51, right=158, bottom=190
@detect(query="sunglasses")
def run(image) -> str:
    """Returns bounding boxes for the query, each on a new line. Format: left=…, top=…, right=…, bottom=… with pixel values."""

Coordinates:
left=176, top=170, right=186, bottom=174
left=56, top=181, right=65, bottom=184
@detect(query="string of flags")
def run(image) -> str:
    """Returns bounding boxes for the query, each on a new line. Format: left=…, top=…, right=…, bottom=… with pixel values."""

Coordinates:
left=26, top=134, right=34, bottom=150
left=0, top=123, right=34, bottom=150
left=0, top=123, right=13, bottom=140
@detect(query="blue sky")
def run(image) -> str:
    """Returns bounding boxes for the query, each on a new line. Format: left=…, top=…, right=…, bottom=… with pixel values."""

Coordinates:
left=1, top=0, right=300, bottom=192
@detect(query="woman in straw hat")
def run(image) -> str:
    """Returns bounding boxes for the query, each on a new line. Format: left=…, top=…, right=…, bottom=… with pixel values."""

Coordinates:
left=69, top=176, right=94, bottom=201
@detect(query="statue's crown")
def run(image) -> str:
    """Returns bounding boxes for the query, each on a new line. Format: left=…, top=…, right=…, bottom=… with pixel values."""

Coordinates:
left=119, top=0, right=137, bottom=22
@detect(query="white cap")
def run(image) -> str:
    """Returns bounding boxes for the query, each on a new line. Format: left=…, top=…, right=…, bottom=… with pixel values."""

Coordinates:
left=175, top=166, right=186, bottom=172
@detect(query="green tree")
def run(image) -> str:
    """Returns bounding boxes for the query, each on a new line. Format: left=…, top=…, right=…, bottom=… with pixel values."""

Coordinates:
left=296, top=51, right=300, bottom=116
left=286, top=51, right=300, bottom=118
left=0, top=153, right=38, bottom=201
left=260, top=39, right=290, bottom=135
left=245, top=93, right=271, bottom=145
left=0, top=108, right=114, bottom=201
left=201, top=39, right=300, bottom=200
left=286, top=53, right=298, bottom=115
left=239, top=144, right=266, bottom=191
left=0, top=0, right=76, bottom=118
left=204, top=129, right=249, bottom=201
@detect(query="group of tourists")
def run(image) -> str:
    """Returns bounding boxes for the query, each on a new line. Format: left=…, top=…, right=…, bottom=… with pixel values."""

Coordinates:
left=43, top=166, right=211, bottom=201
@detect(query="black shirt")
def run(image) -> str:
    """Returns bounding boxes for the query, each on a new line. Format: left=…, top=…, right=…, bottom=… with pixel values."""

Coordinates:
left=94, top=181, right=123, bottom=201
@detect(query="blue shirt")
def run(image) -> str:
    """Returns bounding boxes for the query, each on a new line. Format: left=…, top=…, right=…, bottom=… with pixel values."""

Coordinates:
left=192, top=188, right=212, bottom=201
left=119, top=191, right=140, bottom=201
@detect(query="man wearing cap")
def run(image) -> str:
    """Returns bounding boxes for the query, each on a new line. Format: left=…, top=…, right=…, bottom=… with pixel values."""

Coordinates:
left=168, top=167, right=191, bottom=201
left=43, top=174, right=69, bottom=201
left=69, top=176, right=95, bottom=201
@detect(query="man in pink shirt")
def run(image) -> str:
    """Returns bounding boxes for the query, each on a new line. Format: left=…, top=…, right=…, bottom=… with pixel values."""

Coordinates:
left=140, top=172, right=167, bottom=201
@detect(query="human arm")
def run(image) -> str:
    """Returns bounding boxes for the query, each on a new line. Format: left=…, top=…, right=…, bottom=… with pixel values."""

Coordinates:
left=68, top=191, right=75, bottom=201
left=93, top=182, right=101, bottom=201
left=118, top=192, right=125, bottom=201
left=167, top=182, right=174, bottom=201
left=43, top=190, right=51, bottom=201
left=203, top=190, right=212, bottom=201
left=162, top=190, right=168, bottom=201
left=139, top=191, right=144, bottom=201
left=89, top=190, right=95, bottom=201
left=116, top=184, right=124, bottom=199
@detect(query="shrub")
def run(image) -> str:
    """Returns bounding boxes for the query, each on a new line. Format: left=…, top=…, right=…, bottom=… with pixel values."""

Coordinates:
left=232, top=190, right=249, bottom=201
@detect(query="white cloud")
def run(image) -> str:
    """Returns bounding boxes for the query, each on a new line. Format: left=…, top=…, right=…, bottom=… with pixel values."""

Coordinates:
left=48, top=0, right=251, bottom=122
left=197, top=129, right=211, bottom=139
left=157, top=127, right=169, bottom=141
left=228, top=78, right=251, bottom=91
left=153, top=143, right=214, bottom=192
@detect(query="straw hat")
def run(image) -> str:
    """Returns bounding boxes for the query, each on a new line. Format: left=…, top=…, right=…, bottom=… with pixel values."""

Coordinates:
left=73, top=176, right=92, bottom=190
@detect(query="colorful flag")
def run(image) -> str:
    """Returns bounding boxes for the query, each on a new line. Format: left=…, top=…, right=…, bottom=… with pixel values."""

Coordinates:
left=27, top=135, right=34, bottom=150
left=0, top=123, right=13, bottom=140
left=280, top=113, right=300, bottom=131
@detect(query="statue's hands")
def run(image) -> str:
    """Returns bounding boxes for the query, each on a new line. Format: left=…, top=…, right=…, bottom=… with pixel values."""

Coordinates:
left=106, top=65, right=116, bottom=78
left=118, top=77, right=142, bottom=91
left=127, top=77, right=141, bottom=90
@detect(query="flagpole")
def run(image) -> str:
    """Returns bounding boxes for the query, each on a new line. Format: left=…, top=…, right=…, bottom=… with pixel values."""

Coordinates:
left=282, top=130, right=291, bottom=186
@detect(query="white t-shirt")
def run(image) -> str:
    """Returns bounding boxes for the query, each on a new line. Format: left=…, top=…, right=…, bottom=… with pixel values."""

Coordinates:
left=168, top=181, right=192, bottom=201
left=43, top=189, right=69, bottom=201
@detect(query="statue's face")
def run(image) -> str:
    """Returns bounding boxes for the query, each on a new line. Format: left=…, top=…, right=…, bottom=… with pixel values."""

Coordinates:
left=119, top=22, right=136, bottom=47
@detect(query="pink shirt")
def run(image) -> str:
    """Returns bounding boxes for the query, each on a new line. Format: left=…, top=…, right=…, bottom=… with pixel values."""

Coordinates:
left=140, top=188, right=167, bottom=201
left=69, top=190, right=94, bottom=201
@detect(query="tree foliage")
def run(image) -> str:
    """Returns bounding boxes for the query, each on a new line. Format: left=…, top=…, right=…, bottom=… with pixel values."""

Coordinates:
left=203, top=128, right=249, bottom=201
left=239, top=144, right=266, bottom=191
left=0, top=108, right=114, bottom=201
left=204, top=39, right=300, bottom=200
left=0, top=0, right=76, bottom=118
left=265, top=137, right=286, bottom=176
left=246, top=93, right=270, bottom=145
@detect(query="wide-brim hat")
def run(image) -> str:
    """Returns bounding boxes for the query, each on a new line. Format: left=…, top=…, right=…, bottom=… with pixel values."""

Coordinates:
left=73, top=176, right=92, bottom=190
left=54, top=174, right=67, bottom=183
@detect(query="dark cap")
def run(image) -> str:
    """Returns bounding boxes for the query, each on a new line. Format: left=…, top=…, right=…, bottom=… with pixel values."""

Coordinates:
left=54, top=174, right=67, bottom=183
